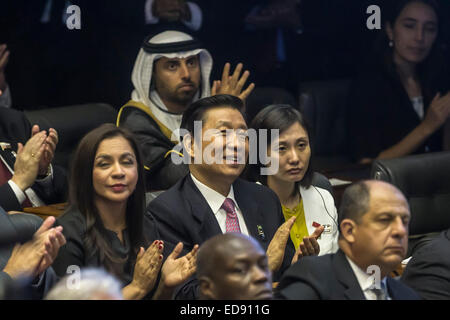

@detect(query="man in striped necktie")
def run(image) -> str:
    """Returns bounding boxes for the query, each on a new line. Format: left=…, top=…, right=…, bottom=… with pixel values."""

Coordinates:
left=148, top=94, right=297, bottom=299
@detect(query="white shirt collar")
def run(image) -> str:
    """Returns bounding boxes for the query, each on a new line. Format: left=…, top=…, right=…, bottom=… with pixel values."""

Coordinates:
left=345, top=255, right=387, bottom=294
left=190, top=173, right=239, bottom=215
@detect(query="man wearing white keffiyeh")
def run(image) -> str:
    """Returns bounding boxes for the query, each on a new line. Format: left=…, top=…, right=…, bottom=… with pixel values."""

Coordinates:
left=117, top=30, right=254, bottom=191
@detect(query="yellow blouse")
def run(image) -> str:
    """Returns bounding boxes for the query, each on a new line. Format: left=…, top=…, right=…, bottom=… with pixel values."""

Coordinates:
left=281, top=199, right=308, bottom=250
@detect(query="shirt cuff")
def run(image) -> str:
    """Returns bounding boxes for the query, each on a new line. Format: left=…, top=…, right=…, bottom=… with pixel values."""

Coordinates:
left=0, top=85, right=12, bottom=108
left=31, top=271, right=45, bottom=287
left=35, top=164, right=54, bottom=184
left=7, top=179, right=27, bottom=205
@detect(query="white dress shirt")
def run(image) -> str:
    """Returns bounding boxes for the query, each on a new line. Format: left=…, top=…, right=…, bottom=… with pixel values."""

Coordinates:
left=346, top=255, right=390, bottom=300
left=190, top=173, right=249, bottom=235
left=1, top=153, right=51, bottom=207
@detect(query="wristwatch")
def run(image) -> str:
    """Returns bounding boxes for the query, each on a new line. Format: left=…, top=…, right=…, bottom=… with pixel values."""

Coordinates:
left=37, top=165, right=52, bottom=179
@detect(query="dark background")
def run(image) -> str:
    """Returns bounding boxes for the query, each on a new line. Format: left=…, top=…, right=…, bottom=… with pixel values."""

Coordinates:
left=0, top=0, right=449, bottom=111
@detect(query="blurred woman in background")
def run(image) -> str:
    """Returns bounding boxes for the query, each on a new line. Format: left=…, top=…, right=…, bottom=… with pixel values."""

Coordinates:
left=347, top=0, right=450, bottom=163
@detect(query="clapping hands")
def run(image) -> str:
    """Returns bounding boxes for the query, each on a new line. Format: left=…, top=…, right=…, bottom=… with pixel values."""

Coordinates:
left=127, top=240, right=199, bottom=300
left=291, top=225, right=324, bottom=264
left=3, top=216, right=66, bottom=279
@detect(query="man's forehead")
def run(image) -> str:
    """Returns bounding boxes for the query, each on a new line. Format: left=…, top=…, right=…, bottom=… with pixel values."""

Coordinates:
left=368, top=185, right=410, bottom=216
left=220, top=242, right=265, bottom=264
left=203, top=107, right=246, bottom=126
left=156, top=54, right=199, bottom=63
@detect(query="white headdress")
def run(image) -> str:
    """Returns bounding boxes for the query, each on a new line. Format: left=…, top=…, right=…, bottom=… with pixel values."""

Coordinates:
left=130, top=31, right=213, bottom=134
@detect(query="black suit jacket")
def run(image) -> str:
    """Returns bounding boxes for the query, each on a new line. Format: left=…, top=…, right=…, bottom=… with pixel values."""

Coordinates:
left=276, top=250, right=420, bottom=300
left=0, top=207, right=58, bottom=299
left=401, top=228, right=450, bottom=300
left=118, top=105, right=189, bottom=191
left=147, top=174, right=296, bottom=298
left=0, top=108, right=67, bottom=211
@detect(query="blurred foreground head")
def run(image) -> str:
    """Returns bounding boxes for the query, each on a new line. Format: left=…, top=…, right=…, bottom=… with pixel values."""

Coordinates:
left=45, top=268, right=123, bottom=300
left=197, top=233, right=272, bottom=300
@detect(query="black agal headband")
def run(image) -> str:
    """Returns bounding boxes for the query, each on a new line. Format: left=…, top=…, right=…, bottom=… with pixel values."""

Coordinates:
left=142, top=34, right=203, bottom=54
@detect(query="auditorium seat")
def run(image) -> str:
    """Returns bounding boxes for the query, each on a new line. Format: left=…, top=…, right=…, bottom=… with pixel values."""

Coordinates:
left=298, top=78, right=353, bottom=173
left=371, top=152, right=450, bottom=256
left=25, top=103, right=118, bottom=170
left=245, top=86, right=297, bottom=124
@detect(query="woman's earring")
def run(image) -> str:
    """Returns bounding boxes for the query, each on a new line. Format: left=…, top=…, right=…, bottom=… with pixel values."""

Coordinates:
left=389, top=40, right=394, bottom=47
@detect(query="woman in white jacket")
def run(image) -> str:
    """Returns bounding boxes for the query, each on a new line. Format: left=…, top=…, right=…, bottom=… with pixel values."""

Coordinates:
left=247, top=105, right=339, bottom=256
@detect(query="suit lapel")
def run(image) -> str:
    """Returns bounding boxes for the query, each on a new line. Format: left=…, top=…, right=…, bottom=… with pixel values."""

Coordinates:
left=233, top=178, right=265, bottom=241
left=184, top=175, right=222, bottom=239
left=333, top=250, right=366, bottom=300
left=386, top=277, right=396, bottom=299
left=386, top=276, right=406, bottom=300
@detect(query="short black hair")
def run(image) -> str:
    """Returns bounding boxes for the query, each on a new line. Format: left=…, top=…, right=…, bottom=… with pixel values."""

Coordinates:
left=246, top=104, right=314, bottom=188
left=197, top=233, right=264, bottom=279
left=338, top=181, right=371, bottom=229
left=180, top=94, right=245, bottom=140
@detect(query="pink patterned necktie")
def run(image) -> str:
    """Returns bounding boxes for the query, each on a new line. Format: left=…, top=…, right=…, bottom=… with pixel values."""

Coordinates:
left=222, top=198, right=241, bottom=233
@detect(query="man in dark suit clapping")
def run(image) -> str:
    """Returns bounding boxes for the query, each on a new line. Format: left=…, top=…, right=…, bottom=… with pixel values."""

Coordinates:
left=0, top=108, right=67, bottom=211
left=147, top=94, right=296, bottom=299
left=276, top=180, right=420, bottom=300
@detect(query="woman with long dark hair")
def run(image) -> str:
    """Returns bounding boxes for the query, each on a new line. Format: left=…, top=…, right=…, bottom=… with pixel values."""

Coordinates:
left=247, top=105, right=339, bottom=256
left=347, top=0, right=450, bottom=163
left=52, top=124, right=197, bottom=299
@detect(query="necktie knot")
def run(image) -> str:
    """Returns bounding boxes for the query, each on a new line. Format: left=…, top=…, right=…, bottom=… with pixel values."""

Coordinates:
left=222, top=198, right=241, bottom=233
left=221, top=198, right=237, bottom=217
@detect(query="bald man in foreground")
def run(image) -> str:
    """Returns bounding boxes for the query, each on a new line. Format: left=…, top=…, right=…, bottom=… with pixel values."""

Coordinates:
left=276, top=180, right=420, bottom=300
left=197, top=233, right=273, bottom=300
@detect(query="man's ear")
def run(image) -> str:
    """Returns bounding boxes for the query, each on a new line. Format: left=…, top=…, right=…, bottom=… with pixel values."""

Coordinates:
left=198, top=276, right=216, bottom=300
left=340, top=219, right=357, bottom=244
left=182, top=133, right=195, bottom=158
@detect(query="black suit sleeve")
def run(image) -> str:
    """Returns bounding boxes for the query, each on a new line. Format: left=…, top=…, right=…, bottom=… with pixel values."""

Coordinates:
left=118, top=108, right=188, bottom=190
left=275, top=256, right=327, bottom=300
left=32, top=164, right=68, bottom=205
left=401, top=236, right=450, bottom=300
left=0, top=183, right=22, bottom=212
left=0, top=270, right=13, bottom=298
left=30, top=267, right=60, bottom=300
left=276, top=282, right=320, bottom=300
left=0, top=165, right=68, bottom=212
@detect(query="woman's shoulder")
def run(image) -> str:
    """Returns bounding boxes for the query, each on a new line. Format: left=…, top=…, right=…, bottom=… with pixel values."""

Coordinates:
left=299, top=179, right=335, bottom=206
left=56, top=206, right=87, bottom=239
